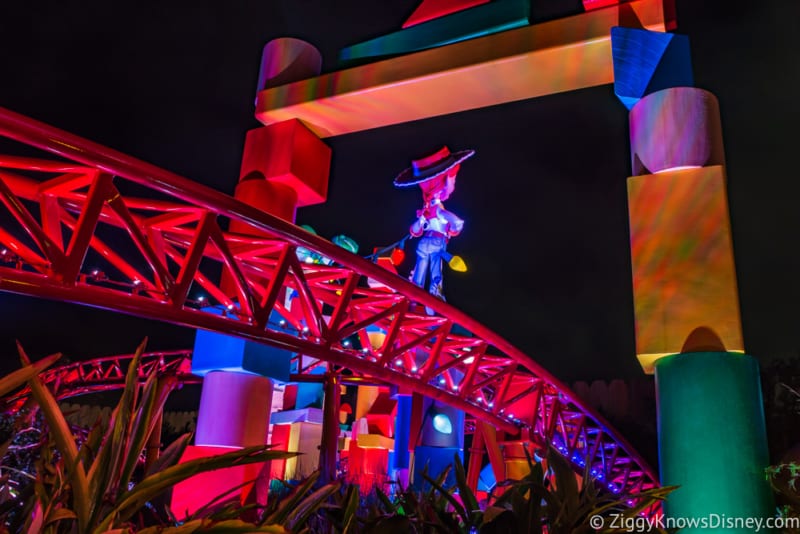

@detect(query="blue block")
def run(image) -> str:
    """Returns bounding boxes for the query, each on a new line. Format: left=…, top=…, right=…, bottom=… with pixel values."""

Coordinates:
left=338, top=0, right=530, bottom=65
left=295, top=382, right=324, bottom=409
left=192, top=308, right=293, bottom=381
left=478, top=463, right=496, bottom=492
left=411, top=446, right=463, bottom=490
left=611, top=27, right=693, bottom=110
left=270, top=407, right=323, bottom=425
left=393, top=394, right=412, bottom=471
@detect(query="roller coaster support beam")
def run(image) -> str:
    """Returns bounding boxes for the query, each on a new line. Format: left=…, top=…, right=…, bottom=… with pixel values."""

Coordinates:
left=319, top=372, right=341, bottom=484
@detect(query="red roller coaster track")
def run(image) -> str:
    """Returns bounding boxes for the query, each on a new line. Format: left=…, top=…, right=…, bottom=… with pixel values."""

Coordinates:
left=0, top=107, right=657, bottom=495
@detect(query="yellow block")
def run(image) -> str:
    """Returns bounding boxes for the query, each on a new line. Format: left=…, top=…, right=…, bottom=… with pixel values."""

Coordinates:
left=628, top=166, right=744, bottom=373
left=355, top=385, right=380, bottom=420
left=255, top=0, right=666, bottom=137
left=357, top=434, right=396, bottom=451
left=284, top=422, right=322, bottom=480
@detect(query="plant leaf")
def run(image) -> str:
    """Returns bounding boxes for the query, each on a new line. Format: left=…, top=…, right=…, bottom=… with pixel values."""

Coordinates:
left=95, top=445, right=297, bottom=532
left=284, top=481, right=340, bottom=532
left=146, top=432, right=192, bottom=478
left=18, top=342, right=90, bottom=531
left=421, top=470, right=467, bottom=523
left=262, top=470, right=320, bottom=526
left=87, top=339, right=148, bottom=518
left=453, top=453, right=480, bottom=522
left=0, top=351, right=60, bottom=397
left=44, top=506, right=78, bottom=527
left=118, top=372, right=177, bottom=499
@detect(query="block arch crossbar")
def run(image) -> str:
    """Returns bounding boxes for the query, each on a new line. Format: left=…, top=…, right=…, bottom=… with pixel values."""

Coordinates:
left=0, top=107, right=657, bottom=495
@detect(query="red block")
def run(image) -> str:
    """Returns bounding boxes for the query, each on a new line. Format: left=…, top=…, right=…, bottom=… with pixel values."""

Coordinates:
left=347, top=441, right=390, bottom=489
left=269, top=424, right=292, bottom=479
left=402, top=0, right=490, bottom=28
left=239, top=120, right=330, bottom=208
left=170, top=445, right=266, bottom=519
left=283, top=384, right=298, bottom=411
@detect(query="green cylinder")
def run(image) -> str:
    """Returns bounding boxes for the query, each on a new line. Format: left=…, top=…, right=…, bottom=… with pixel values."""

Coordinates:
left=655, top=352, right=774, bottom=532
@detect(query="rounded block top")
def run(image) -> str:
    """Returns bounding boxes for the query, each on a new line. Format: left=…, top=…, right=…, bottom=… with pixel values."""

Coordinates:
left=629, top=87, right=725, bottom=175
left=257, top=38, right=322, bottom=93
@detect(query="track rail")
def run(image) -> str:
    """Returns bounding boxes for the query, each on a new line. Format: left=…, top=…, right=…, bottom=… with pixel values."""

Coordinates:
left=1, top=351, right=197, bottom=412
left=0, top=106, right=657, bottom=494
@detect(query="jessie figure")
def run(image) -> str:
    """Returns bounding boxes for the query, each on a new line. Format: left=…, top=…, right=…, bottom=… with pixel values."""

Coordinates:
left=394, top=146, right=473, bottom=300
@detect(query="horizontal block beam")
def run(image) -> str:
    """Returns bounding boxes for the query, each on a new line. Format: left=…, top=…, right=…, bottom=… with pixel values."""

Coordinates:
left=255, top=0, right=667, bottom=138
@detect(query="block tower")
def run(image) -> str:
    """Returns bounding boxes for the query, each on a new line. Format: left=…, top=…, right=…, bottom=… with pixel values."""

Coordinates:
left=171, top=37, right=332, bottom=514
left=612, top=27, right=774, bottom=527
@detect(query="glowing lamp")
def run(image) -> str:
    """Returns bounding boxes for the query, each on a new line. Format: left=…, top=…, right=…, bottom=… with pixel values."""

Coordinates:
left=390, top=247, right=405, bottom=265
left=332, top=234, right=359, bottom=254
left=432, top=413, right=453, bottom=434
left=447, top=254, right=467, bottom=272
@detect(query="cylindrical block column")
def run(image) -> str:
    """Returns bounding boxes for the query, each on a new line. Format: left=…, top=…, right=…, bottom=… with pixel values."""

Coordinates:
left=630, top=87, right=725, bottom=175
left=196, top=371, right=274, bottom=448
left=656, top=352, right=773, bottom=530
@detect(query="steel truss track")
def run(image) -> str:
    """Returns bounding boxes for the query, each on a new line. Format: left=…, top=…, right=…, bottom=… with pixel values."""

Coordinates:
left=0, top=107, right=657, bottom=495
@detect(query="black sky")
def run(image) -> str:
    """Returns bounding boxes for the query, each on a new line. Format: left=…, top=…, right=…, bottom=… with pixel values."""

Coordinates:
left=0, top=0, right=797, bottom=382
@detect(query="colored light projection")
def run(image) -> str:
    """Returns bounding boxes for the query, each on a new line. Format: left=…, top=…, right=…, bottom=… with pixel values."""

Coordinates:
left=256, top=0, right=668, bottom=137
left=628, top=165, right=744, bottom=373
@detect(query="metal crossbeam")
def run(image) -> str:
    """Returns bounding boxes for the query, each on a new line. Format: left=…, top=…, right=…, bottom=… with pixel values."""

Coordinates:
left=0, top=106, right=657, bottom=495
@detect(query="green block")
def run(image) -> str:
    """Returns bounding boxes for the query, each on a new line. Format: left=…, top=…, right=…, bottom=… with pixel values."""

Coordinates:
left=655, top=352, right=775, bottom=532
left=338, top=0, right=530, bottom=66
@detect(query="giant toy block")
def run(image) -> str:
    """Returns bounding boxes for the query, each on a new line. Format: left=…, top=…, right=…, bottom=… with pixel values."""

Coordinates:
left=610, top=26, right=693, bottom=110
left=627, top=164, right=744, bottom=373
left=256, top=0, right=668, bottom=138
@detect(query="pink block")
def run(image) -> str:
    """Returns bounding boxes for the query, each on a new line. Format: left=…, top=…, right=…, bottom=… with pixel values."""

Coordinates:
left=629, top=87, right=725, bottom=175
left=195, top=371, right=273, bottom=448
left=258, top=38, right=322, bottom=90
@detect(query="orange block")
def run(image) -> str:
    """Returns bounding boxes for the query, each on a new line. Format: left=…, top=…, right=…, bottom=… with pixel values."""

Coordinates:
left=628, top=166, right=744, bottom=373
left=255, top=0, right=666, bottom=137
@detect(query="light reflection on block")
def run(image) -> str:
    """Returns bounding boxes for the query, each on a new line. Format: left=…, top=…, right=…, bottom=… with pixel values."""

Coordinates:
left=627, top=165, right=744, bottom=373
left=256, top=0, right=667, bottom=137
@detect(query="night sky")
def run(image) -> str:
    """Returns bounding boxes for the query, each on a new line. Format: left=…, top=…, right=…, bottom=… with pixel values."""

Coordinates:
left=0, top=0, right=797, bottom=383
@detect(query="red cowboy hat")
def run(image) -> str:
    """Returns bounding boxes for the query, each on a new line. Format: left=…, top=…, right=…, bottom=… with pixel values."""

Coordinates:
left=393, top=146, right=475, bottom=187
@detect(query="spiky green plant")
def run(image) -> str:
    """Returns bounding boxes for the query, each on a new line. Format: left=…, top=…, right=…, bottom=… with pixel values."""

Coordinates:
left=487, top=446, right=675, bottom=534
left=14, top=339, right=299, bottom=533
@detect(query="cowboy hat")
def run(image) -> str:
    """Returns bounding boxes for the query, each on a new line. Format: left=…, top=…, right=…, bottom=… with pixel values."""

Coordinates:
left=393, top=146, right=475, bottom=187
